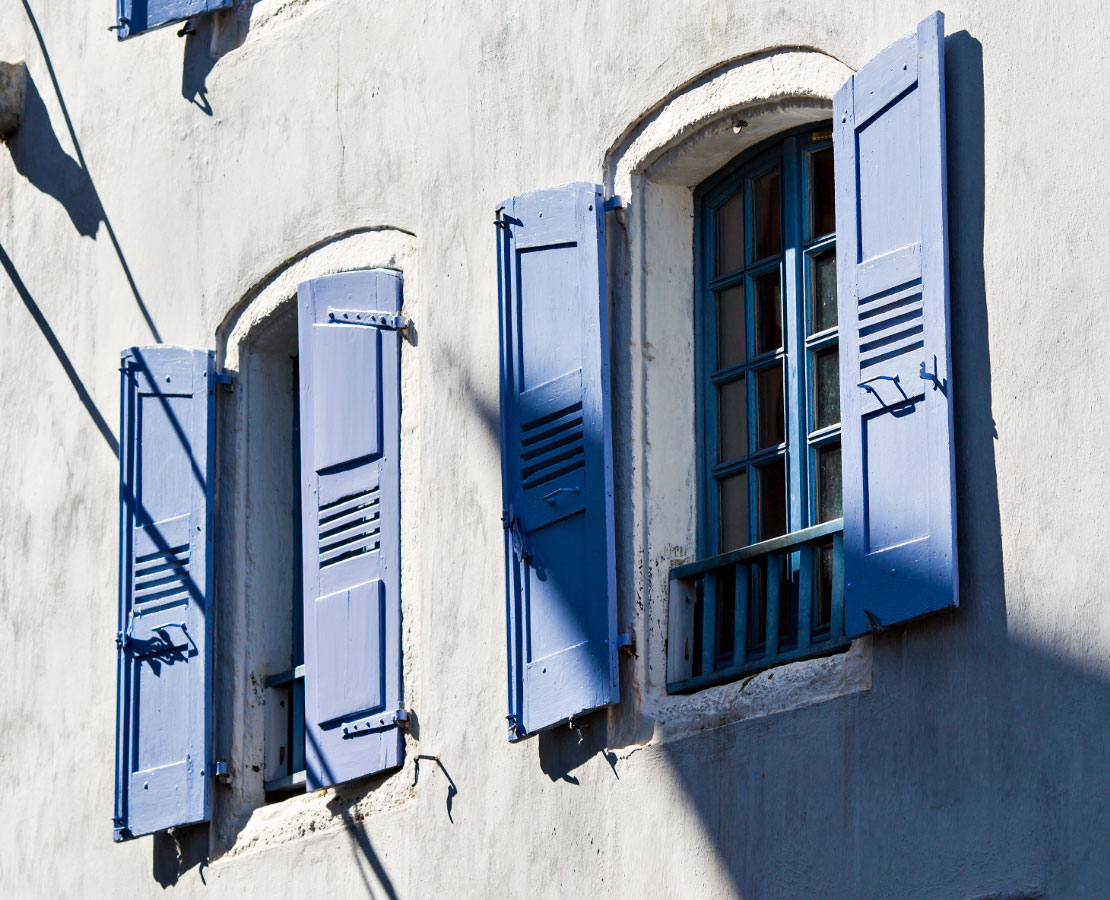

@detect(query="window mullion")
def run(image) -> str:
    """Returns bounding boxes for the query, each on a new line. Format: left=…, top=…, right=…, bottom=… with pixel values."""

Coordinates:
left=781, top=135, right=807, bottom=535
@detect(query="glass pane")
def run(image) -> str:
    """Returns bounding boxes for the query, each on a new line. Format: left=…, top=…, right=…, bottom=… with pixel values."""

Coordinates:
left=719, top=472, right=749, bottom=552
left=748, top=563, right=765, bottom=651
left=809, top=146, right=835, bottom=238
left=814, top=538, right=834, bottom=631
left=816, top=442, right=842, bottom=523
left=753, top=167, right=781, bottom=259
left=813, top=345, right=840, bottom=430
left=755, top=363, right=785, bottom=449
left=715, top=567, right=736, bottom=662
left=756, top=458, right=786, bottom=540
left=716, top=192, right=744, bottom=275
left=752, top=269, right=782, bottom=355
left=715, top=284, right=746, bottom=370
left=717, top=377, right=747, bottom=462
left=810, top=247, right=838, bottom=334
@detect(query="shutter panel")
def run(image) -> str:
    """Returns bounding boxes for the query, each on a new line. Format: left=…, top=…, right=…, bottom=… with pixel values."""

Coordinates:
left=496, top=182, right=618, bottom=739
left=833, top=11, right=957, bottom=637
left=115, top=346, right=215, bottom=841
left=115, top=0, right=234, bottom=39
left=298, top=269, right=404, bottom=788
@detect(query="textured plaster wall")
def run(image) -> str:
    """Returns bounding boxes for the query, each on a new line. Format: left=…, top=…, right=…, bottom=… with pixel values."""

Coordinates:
left=0, top=1, right=1108, bottom=898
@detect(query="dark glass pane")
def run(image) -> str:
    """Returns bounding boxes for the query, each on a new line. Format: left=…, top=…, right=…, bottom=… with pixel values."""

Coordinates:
left=810, top=247, right=838, bottom=334
left=715, top=567, right=736, bottom=662
left=752, top=269, right=782, bottom=355
left=816, top=442, right=842, bottom=523
left=716, top=192, right=744, bottom=275
left=814, top=538, right=834, bottom=631
left=717, top=377, right=747, bottom=462
left=756, top=458, right=787, bottom=540
left=719, top=472, right=749, bottom=552
left=715, top=284, right=746, bottom=370
left=755, top=362, right=785, bottom=450
left=813, top=346, right=840, bottom=430
left=809, top=146, right=835, bottom=238
left=748, top=562, right=766, bottom=652
left=753, top=167, right=781, bottom=259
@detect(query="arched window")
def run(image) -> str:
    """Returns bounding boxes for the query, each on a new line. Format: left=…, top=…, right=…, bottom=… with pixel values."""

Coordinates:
left=690, top=122, right=845, bottom=676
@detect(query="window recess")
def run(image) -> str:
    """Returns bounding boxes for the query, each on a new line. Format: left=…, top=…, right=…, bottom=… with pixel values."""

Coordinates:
left=679, top=123, right=845, bottom=691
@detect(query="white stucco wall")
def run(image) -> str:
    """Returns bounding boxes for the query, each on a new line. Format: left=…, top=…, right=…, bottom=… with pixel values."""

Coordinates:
left=1, top=1, right=1108, bottom=897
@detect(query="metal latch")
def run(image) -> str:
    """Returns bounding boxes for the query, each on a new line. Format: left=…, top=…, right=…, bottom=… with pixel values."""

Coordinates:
left=210, top=760, right=230, bottom=783
left=328, top=308, right=408, bottom=330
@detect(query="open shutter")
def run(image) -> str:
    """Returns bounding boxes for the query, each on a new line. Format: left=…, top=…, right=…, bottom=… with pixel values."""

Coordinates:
left=114, top=0, right=234, bottom=39
left=496, top=182, right=618, bottom=740
left=115, top=346, right=215, bottom=841
left=298, top=269, right=404, bottom=788
left=833, top=11, right=957, bottom=637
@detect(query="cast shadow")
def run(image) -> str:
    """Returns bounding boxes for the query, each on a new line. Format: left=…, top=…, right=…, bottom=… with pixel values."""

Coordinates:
left=152, top=823, right=208, bottom=888
left=182, top=5, right=254, bottom=115
left=0, top=241, right=119, bottom=455
left=6, top=71, right=103, bottom=237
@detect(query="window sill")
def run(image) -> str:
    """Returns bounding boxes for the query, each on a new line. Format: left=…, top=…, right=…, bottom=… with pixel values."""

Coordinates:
left=648, top=636, right=871, bottom=746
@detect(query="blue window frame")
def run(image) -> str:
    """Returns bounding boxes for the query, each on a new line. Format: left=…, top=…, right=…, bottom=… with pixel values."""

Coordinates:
left=670, top=123, right=848, bottom=692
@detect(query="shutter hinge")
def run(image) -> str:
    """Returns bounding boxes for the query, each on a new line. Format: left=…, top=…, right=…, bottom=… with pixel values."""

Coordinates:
left=603, top=195, right=623, bottom=212
left=503, top=506, right=530, bottom=565
left=212, top=370, right=234, bottom=390
left=616, top=632, right=635, bottom=655
left=341, top=708, right=409, bottom=738
left=210, top=760, right=231, bottom=783
left=327, top=307, right=408, bottom=331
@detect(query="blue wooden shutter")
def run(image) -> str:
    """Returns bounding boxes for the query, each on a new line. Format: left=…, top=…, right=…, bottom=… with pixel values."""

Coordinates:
left=115, top=346, right=215, bottom=842
left=298, top=269, right=404, bottom=788
left=114, top=0, right=234, bottom=39
left=833, top=11, right=957, bottom=637
left=496, top=182, right=618, bottom=739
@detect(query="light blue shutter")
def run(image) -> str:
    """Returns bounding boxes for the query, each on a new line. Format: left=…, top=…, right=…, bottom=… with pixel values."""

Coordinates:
left=115, top=346, right=215, bottom=842
left=298, top=269, right=404, bottom=788
left=833, top=11, right=957, bottom=637
left=114, top=0, right=234, bottom=39
left=496, top=182, right=618, bottom=739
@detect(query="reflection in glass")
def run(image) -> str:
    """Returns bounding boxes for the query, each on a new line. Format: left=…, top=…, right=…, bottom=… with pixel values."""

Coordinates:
left=813, top=346, right=840, bottom=430
left=716, top=192, right=744, bottom=274
left=755, top=363, right=785, bottom=449
left=757, top=458, right=787, bottom=540
left=816, top=442, right=842, bottom=523
left=719, top=471, right=749, bottom=553
left=717, top=377, right=747, bottom=462
left=753, top=269, right=782, bottom=355
left=753, top=167, right=782, bottom=259
left=809, top=146, right=835, bottom=238
left=810, top=248, right=838, bottom=334
left=715, top=285, right=746, bottom=370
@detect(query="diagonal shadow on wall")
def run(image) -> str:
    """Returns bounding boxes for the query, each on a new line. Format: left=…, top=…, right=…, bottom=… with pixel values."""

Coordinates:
left=15, top=0, right=162, bottom=343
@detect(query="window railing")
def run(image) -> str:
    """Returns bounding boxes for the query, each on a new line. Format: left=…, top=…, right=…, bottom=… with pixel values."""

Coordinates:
left=668, top=519, right=848, bottom=693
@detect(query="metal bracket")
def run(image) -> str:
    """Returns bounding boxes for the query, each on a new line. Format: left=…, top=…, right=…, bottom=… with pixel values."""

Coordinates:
left=342, top=708, right=409, bottom=737
left=212, top=370, right=234, bottom=391
left=210, top=760, right=230, bottom=783
left=616, top=632, right=634, bottom=653
left=603, top=195, right=623, bottom=212
left=327, top=308, right=408, bottom=330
